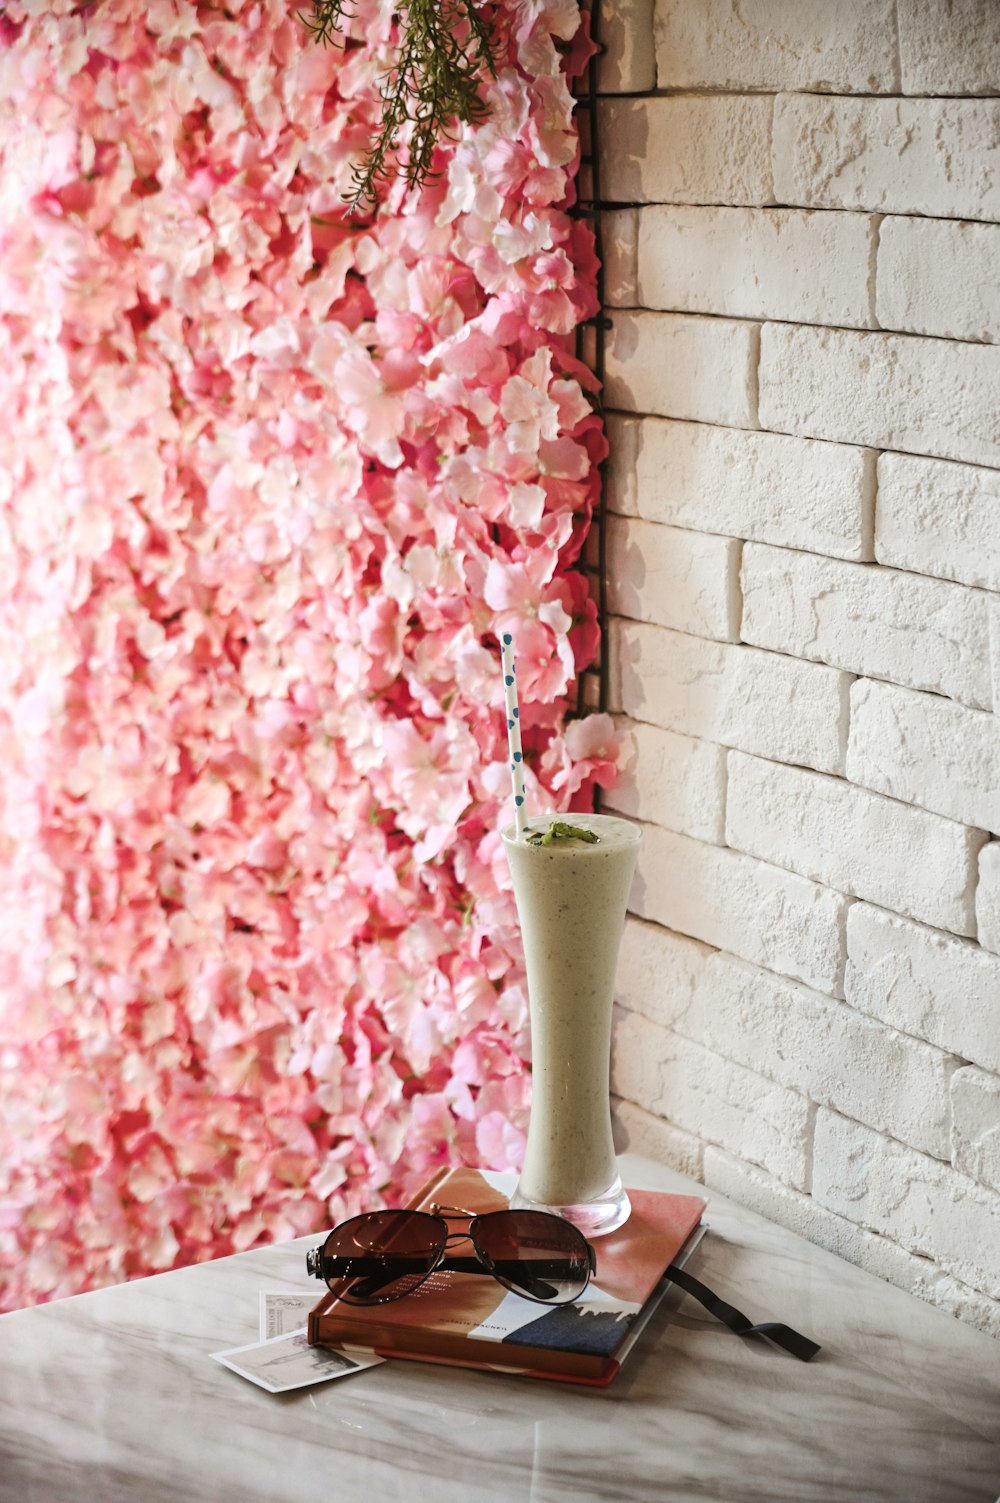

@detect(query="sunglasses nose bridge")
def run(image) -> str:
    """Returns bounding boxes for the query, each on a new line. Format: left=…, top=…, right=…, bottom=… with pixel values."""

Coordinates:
left=465, top=1220, right=497, bottom=1275
left=443, top=1225, right=488, bottom=1272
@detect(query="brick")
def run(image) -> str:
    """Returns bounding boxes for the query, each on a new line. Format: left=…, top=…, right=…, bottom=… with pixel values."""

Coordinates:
left=740, top=543, right=992, bottom=710
left=606, top=312, right=758, bottom=428
left=975, top=841, right=1000, bottom=956
left=610, top=619, right=850, bottom=776
left=577, top=318, right=597, bottom=380
left=898, top=0, right=1000, bottom=95
left=951, top=1067, right=1000, bottom=1196
left=606, top=516, right=741, bottom=641
left=598, top=96, right=774, bottom=207
left=759, top=323, right=1000, bottom=469
left=712, top=644, right=849, bottom=778
left=609, top=619, right=727, bottom=736
left=928, top=1277, right=1000, bottom=1340
left=655, top=0, right=898, bottom=93
left=604, top=414, right=640, bottom=517
left=595, top=0, right=655, bottom=92
left=875, top=453, right=1000, bottom=592
left=847, top=678, right=1000, bottom=833
left=614, top=915, right=713, bottom=1032
left=689, top=952, right=955, bottom=1158
left=847, top=902, right=1000, bottom=1075
left=611, top=1010, right=811, bottom=1187
left=579, top=671, right=600, bottom=711
left=601, top=209, right=638, bottom=309
left=876, top=217, right=1000, bottom=344
left=726, top=751, right=983, bottom=935
left=611, top=1097, right=704, bottom=1181
left=636, top=206, right=875, bottom=328
left=605, top=717, right=726, bottom=843
left=626, top=417, right=873, bottom=562
left=989, top=598, right=1000, bottom=719
left=633, top=820, right=846, bottom=995
left=773, top=95, right=1000, bottom=222
left=703, top=1147, right=1000, bottom=1339
left=812, top=1109, right=1000, bottom=1302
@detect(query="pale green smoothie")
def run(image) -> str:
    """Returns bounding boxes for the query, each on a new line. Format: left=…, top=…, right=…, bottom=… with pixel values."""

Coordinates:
left=502, top=812, right=641, bottom=1229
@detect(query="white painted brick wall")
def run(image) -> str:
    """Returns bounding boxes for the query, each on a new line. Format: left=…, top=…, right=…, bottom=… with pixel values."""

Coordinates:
left=595, top=0, right=655, bottom=93
left=610, top=619, right=728, bottom=739
left=611, top=1009, right=812, bottom=1187
left=654, top=0, right=898, bottom=94
left=847, top=677, right=1000, bottom=833
left=976, top=842, right=1000, bottom=956
left=876, top=217, right=1000, bottom=343
left=633, top=820, right=846, bottom=995
left=703, top=1148, right=1000, bottom=1340
left=812, top=1111, right=1000, bottom=1302
left=611, top=1096, right=704, bottom=1182
left=605, top=514, right=742, bottom=640
left=597, top=0, right=1000, bottom=1336
left=759, top=323, right=1000, bottom=468
left=598, top=96, right=774, bottom=207
left=990, top=598, right=1000, bottom=721
left=687, top=952, right=957, bottom=1159
left=951, top=1068, right=1000, bottom=1196
left=614, top=915, right=712, bottom=1033
left=740, top=543, right=992, bottom=710
left=610, top=620, right=850, bottom=775
left=875, top=453, right=1000, bottom=592
left=897, top=0, right=1000, bottom=95
left=710, top=643, right=850, bottom=778
left=636, top=206, right=876, bottom=329
left=622, top=417, right=874, bottom=562
left=846, top=903, right=1000, bottom=1076
left=772, top=95, right=1000, bottom=221
left=605, top=311, right=758, bottom=428
left=605, top=717, right=726, bottom=843
left=601, top=209, right=639, bottom=309
left=726, top=750, right=984, bottom=935
left=604, top=414, right=640, bottom=516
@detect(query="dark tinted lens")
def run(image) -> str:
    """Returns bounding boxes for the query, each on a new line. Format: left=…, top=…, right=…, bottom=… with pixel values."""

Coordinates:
left=470, top=1210, right=592, bottom=1304
left=321, top=1211, right=447, bottom=1304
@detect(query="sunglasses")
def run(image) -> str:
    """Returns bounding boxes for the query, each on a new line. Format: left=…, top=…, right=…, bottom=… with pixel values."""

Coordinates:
left=306, top=1202, right=597, bottom=1306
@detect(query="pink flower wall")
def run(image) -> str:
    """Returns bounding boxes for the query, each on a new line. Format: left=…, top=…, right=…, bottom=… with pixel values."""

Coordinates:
left=0, top=0, right=613, bottom=1308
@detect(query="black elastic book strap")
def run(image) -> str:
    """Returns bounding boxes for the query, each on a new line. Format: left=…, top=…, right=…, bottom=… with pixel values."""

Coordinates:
left=665, top=1264, right=820, bottom=1363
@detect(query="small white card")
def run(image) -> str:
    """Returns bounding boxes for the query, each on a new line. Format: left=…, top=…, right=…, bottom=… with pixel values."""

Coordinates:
left=212, top=1328, right=384, bottom=1394
left=258, top=1290, right=320, bottom=1341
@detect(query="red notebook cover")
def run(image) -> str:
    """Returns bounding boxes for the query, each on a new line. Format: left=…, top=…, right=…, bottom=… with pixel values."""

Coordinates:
left=307, top=1166, right=707, bottom=1386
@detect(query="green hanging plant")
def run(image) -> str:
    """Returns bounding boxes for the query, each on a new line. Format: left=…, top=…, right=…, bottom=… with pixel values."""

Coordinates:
left=301, top=0, right=503, bottom=210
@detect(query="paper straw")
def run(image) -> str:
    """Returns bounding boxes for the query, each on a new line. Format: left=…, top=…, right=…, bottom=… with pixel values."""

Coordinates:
left=500, top=631, right=527, bottom=839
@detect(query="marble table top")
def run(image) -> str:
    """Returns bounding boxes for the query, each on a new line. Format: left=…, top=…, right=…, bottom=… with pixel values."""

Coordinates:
left=2, top=1154, right=999, bottom=1503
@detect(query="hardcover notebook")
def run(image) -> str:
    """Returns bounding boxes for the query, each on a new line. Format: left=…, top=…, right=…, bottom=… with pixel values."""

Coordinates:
left=307, top=1166, right=707, bottom=1386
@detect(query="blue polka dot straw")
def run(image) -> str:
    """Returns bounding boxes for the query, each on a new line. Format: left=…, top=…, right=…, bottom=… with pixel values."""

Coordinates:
left=500, top=631, right=527, bottom=839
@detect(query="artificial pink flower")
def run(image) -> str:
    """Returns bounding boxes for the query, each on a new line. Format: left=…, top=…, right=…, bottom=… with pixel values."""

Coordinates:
left=0, top=0, right=615, bottom=1315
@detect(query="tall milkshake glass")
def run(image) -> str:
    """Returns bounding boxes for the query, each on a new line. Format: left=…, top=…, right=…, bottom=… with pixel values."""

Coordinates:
left=502, top=812, right=641, bottom=1236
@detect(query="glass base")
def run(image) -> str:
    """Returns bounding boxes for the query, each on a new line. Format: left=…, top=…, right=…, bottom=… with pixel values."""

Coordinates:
left=509, top=1174, right=631, bottom=1239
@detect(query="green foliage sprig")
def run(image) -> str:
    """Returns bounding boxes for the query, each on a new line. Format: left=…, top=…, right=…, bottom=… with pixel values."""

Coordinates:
left=302, top=0, right=502, bottom=210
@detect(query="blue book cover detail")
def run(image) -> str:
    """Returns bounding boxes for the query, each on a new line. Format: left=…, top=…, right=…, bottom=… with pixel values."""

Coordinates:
left=502, top=1306, right=636, bottom=1357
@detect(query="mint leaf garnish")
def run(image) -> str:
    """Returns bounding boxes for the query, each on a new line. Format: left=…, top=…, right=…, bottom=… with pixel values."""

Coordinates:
left=525, top=821, right=600, bottom=847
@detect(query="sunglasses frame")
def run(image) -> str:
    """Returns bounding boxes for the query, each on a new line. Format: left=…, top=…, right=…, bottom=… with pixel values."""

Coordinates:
left=306, top=1204, right=597, bottom=1307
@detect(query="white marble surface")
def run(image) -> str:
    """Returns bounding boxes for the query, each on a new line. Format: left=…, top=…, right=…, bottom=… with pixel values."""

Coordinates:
left=2, top=1154, right=999, bottom=1503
